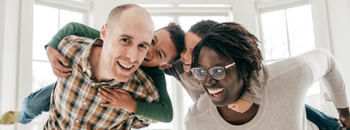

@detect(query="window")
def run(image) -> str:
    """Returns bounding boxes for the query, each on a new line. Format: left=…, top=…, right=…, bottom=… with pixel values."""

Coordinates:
left=259, top=4, right=321, bottom=110
left=30, top=4, right=87, bottom=130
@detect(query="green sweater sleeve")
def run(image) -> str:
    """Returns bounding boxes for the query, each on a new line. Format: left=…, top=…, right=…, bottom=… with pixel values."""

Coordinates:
left=45, top=22, right=100, bottom=49
left=137, top=67, right=173, bottom=123
left=45, top=22, right=173, bottom=122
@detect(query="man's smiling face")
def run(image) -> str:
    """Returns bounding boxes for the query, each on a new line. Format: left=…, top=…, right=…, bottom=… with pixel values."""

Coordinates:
left=100, top=8, right=154, bottom=82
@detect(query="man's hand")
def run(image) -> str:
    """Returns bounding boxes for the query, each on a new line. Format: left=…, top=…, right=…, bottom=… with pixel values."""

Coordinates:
left=98, top=86, right=137, bottom=113
left=46, top=46, right=72, bottom=78
left=338, top=107, right=350, bottom=128
left=227, top=98, right=253, bottom=113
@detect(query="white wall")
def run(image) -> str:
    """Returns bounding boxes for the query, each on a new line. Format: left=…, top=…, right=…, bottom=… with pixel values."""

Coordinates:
left=0, top=1, right=4, bottom=128
left=0, top=0, right=21, bottom=129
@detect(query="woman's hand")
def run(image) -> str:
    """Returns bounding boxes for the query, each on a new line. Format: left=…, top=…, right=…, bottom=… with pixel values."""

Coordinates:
left=46, top=46, right=72, bottom=77
left=227, top=98, right=253, bottom=113
left=98, top=86, right=137, bottom=113
left=338, top=107, right=350, bottom=128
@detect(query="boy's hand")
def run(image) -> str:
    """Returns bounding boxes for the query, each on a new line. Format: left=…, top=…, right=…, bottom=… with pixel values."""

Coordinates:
left=227, top=98, right=253, bottom=113
left=46, top=46, right=72, bottom=78
left=98, top=86, right=137, bottom=113
left=338, top=107, right=350, bottom=128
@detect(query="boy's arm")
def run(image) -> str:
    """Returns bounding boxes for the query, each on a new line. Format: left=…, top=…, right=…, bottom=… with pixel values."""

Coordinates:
left=136, top=66, right=173, bottom=123
left=45, top=22, right=100, bottom=49
left=45, top=22, right=100, bottom=77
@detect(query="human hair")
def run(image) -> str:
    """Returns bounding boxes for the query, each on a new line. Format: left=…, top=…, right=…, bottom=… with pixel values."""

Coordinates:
left=106, top=4, right=149, bottom=29
left=188, top=20, right=219, bottom=39
left=158, top=22, right=185, bottom=63
left=191, top=22, right=263, bottom=87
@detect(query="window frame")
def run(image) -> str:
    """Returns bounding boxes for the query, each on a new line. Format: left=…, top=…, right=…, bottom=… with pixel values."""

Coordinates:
left=17, top=0, right=91, bottom=129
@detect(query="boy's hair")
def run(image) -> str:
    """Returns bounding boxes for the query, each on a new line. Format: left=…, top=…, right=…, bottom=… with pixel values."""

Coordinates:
left=191, top=22, right=263, bottom=87
left=158, top=23, right=185, bottom=63
left=188, top=20, right=219, bottom=39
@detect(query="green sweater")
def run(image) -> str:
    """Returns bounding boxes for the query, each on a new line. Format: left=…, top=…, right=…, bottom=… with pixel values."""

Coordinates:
left=45, top=22, right=173, bottom=122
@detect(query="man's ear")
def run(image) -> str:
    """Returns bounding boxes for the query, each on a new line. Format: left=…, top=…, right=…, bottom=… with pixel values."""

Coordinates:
left=158, top=63, right=172, bottom=70
left=100, top=24, right=108, bottom=40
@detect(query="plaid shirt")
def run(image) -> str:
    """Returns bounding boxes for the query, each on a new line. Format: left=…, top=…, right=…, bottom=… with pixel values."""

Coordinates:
left=44, top=35, right=159, bottom=130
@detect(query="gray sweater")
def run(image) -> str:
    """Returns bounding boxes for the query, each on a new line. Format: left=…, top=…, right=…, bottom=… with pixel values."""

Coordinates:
left=185, top=49, right=348, bottom=130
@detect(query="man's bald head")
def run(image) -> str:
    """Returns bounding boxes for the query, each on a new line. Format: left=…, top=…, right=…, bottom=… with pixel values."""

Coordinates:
left=106, top=4, right=153, bottom=30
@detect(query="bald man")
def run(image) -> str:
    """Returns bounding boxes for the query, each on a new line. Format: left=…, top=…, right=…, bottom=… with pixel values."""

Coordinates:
left=41, top=4, right=160, bottom=129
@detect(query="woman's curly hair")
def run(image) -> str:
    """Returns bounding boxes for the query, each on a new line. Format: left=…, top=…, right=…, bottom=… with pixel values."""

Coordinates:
left=191, top=22, right=263, bottom=87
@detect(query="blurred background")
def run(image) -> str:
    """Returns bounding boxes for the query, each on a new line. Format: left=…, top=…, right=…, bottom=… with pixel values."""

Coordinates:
left=0, top=0, right=350, bottom=129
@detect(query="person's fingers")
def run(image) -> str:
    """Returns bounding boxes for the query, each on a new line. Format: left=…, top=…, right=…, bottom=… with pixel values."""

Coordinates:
left=56, top=54, right=69, bottom=66
left=59, top=66, right=72, bottom=73
left=53, top=68, right=60, bottom=77
left=103, top=87, right=121, bottom=95
left=98, top=88, right=114, bottom=97
left=98, top=91, right=112, bottom=101
left=55, top=61, right=72, bottom=73
left=114, top=88, right=129, bottom=94
left=100, top=103, right=113, bottom=107
left=227, top=103, right=236, bottom=108
left=53, top=68, right=65, bottom=78
left=53, top=68, right=71, bottom=77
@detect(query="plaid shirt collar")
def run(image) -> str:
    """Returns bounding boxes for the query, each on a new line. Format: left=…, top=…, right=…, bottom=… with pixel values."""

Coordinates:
left=81, top=38, right=120, bottom=86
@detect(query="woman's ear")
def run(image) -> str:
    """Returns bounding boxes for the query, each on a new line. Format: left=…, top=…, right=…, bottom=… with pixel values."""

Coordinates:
left=158, top=63, right=172, bottom=70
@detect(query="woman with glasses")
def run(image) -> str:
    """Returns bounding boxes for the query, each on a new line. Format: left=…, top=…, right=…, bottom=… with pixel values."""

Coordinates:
left=185, top=22, right=350, bottom=130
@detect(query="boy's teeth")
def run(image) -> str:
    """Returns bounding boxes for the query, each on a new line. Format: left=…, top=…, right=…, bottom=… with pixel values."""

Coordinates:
left=119, top=62, right=133, bottom=69
left=208, top=88, right=224, bottom=94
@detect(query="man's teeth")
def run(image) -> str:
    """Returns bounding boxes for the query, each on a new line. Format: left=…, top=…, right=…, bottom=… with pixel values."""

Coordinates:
left=119, top=62, right=133, bottom=69
left=208, top=88, right=224, bottom=94
left=184, top=62, right=191, bottom=65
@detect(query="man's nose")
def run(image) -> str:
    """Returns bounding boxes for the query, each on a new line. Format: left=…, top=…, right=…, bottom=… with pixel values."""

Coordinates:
left=126, top=45, right=138, bottom=62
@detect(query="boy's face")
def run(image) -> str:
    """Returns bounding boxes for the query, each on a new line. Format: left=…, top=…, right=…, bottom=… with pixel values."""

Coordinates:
left=141, top=29, right=177, bottom=69
left=181, top=31, right=202, bottom=72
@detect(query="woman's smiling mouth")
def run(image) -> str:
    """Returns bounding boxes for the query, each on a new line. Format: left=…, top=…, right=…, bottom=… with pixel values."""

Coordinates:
left=207, top=88, right=225, bottom=99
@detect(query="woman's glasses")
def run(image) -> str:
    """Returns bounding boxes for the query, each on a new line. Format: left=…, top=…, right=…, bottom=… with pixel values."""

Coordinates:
left=190, top=62, right=235, bottom=80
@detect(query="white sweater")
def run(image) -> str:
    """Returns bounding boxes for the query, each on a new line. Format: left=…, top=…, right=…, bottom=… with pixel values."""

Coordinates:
left=185, top=49, right=348, bottom=130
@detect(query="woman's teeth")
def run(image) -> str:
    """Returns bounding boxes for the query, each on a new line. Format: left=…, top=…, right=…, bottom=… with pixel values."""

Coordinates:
left=208, top=88, right=224, bottom=94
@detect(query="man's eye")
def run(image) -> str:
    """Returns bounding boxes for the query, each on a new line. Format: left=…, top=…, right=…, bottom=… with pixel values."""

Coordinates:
left=122, top=38, right=129, bottom=43
left=139, top=44, right=147, bottom=49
